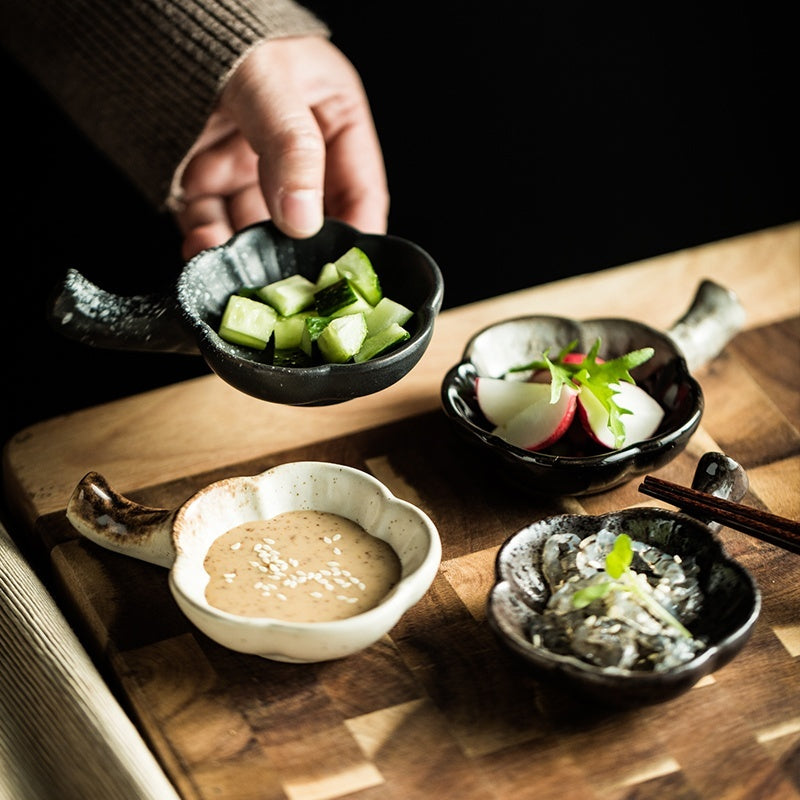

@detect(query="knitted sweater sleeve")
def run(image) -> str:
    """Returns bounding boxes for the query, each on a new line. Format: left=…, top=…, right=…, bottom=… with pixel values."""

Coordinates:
left=0, top=0, right=330, bottom=209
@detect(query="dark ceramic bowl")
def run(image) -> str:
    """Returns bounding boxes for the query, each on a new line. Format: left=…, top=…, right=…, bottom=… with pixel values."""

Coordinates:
left=441, top=280, right=745, bottom=496
left=487, top=453, right=761, bottom=707
left=49, top=219, right=444, bottom=406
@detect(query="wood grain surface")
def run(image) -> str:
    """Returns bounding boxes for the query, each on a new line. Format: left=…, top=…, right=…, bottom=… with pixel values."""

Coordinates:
left=3, top=223, right=799, bottom=800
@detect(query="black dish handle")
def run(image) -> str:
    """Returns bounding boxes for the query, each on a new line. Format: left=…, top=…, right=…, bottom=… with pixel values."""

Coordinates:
left=48, top=268, right=198, bottom=355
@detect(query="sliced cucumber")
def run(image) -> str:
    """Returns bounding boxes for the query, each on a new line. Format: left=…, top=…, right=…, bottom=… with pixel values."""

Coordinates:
left=315, top=278, right=360, bottom=316
left=218, top=295, right=277, bottom=350
left=314, top=261, right=340, bottom=290
left=317, top=313, right=367, bottom=363
left=256, top=274, right=316, bottom=316
left=334, top=247, right=382, bottom=305
left=300, top=314, right=332, bottom=356
left=364, top=296, right=413, bottom=336
left=354, top=322, right=410, bottom=363
left=273, top=311, right=315, bottom=350
left=216, top=246, right=414, bottom=366
left=330, top=288, right=373, bottom=319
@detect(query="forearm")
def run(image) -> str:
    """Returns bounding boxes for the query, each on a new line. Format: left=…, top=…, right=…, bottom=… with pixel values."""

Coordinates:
left=0, top=0, right=329, bottom=209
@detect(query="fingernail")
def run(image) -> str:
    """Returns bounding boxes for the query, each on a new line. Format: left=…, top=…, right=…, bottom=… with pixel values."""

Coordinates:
left=280, top=189, right=323, bottom=237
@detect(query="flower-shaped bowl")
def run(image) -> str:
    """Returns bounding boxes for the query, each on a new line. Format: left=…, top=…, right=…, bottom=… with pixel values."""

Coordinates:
left=50, top=219, right=444, bottom=406
left=487, top=453, right=760, bottom=706
left=66, top=461, right=442, bottom=663
left=441, top=280, right=744, bottom=496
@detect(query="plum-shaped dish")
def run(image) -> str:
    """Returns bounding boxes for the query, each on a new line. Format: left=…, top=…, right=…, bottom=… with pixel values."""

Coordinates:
left=441, top=280, right=745, bottom=496
left=487, top=452, right=761, bottom=707
left=49, top=219, right=444, bottom=406
left=66, top=461, right=442, bottom=663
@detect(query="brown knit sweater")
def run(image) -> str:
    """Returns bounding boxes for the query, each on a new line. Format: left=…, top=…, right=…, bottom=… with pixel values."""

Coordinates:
left=0, top=0, right=329, bottom=209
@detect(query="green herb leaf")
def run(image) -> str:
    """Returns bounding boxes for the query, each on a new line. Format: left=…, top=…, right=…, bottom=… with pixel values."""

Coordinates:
left=503, top=339, right=655, bottom=443
left=605, top=532, right=633, bottom=579
left=568, top=343, right=655, bottom=449
left=572, top=580, right=612, bottom=608
left=504, top=340, right=579, bottom=376
left=570, top=533, right=693, bottom=639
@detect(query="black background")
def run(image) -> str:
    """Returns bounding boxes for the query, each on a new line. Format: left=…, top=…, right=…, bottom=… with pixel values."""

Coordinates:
left=2, top=3, right=797, bottom=446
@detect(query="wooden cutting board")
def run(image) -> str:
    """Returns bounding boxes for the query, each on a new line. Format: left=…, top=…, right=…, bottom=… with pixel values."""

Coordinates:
left=21, top=317, right=800, bottom=800
left=5, top=224, right=800, bottom=800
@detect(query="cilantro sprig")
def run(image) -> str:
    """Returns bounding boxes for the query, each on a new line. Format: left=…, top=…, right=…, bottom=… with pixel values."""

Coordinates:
left=571, top=533, right=692, bottom=639
left=505, top=338, right=654, bottom=448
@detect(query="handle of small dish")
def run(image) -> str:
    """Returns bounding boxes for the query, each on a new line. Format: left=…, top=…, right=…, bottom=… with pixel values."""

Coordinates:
left=48, top=268, right=200, bottom=355
left=666, top=279, right=746, bottom=372
left=66, top=472, right=178, bottom=568
left=688, top=452, right=750, bottom=533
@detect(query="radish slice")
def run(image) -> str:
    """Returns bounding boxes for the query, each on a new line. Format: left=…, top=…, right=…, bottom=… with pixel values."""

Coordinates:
left=578, top=382, right=664, bottom=449
left=476, top=377, right=555, bottom=426
left=493, top=385, right=579, bottom=450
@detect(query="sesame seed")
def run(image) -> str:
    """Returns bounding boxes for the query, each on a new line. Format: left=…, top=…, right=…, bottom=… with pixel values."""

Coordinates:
left=230, top=542, right=242, bottom=551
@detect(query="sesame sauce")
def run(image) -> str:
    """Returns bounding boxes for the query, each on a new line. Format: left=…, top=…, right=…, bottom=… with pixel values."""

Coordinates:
left=203, top=510, right=401, bottom=621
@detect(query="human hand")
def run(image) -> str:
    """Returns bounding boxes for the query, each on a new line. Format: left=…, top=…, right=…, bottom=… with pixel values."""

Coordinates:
left=173, top=36, right=389, bottom=261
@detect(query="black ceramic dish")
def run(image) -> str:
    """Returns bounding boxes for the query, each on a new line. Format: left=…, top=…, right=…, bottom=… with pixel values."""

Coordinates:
left=487, top=452, right=761, bottom=707
left=441, top=280, right=745, bottom=496
left=49, top=219, right=444, bottom=406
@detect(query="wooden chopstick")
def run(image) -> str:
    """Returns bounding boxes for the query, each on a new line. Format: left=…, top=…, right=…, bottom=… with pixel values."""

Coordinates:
left=638, top=476, right=800, bottom=555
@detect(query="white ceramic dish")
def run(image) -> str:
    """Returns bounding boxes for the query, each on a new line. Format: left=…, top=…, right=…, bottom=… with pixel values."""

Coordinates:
left=66, top=461, right=442, bottom=663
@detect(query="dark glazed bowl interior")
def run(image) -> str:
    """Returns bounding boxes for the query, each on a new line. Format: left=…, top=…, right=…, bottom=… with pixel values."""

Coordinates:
left=178, top=219, right=444, bottom=405
left=440, top=315, right=704, bottom=496
left=487, top=508, right=760, bottom=707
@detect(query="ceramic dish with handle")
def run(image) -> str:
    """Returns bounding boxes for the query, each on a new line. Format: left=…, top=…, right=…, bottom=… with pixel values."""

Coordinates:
left=49, top=219, right=444, bottom=406
left=487, top=452, right=761, bottom=707
left=65, top=461, right=442, bottom=663
left=441, top=280, right=745, bottom=496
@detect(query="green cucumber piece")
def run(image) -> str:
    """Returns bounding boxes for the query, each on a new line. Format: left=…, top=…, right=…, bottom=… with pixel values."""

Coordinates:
left=218, top=295, right=277, bottom=350
left=364, top=296, right=413, bottom=336
left=300, top=314, right=332, bottom=356
left=315, top=278, right=360, bottom=316
left=317, top=313, right=368, bottom=363
left=354, top=322, right=410, bottom=363
left=273, top=311, right=316, bottom=350
left=334, top=247, right=382, bottom=305
left=314, top=261, right=340, bottom=290
left=330, top=288, right=373, bottom=319
left=256, top=274, right=316, bottom=316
